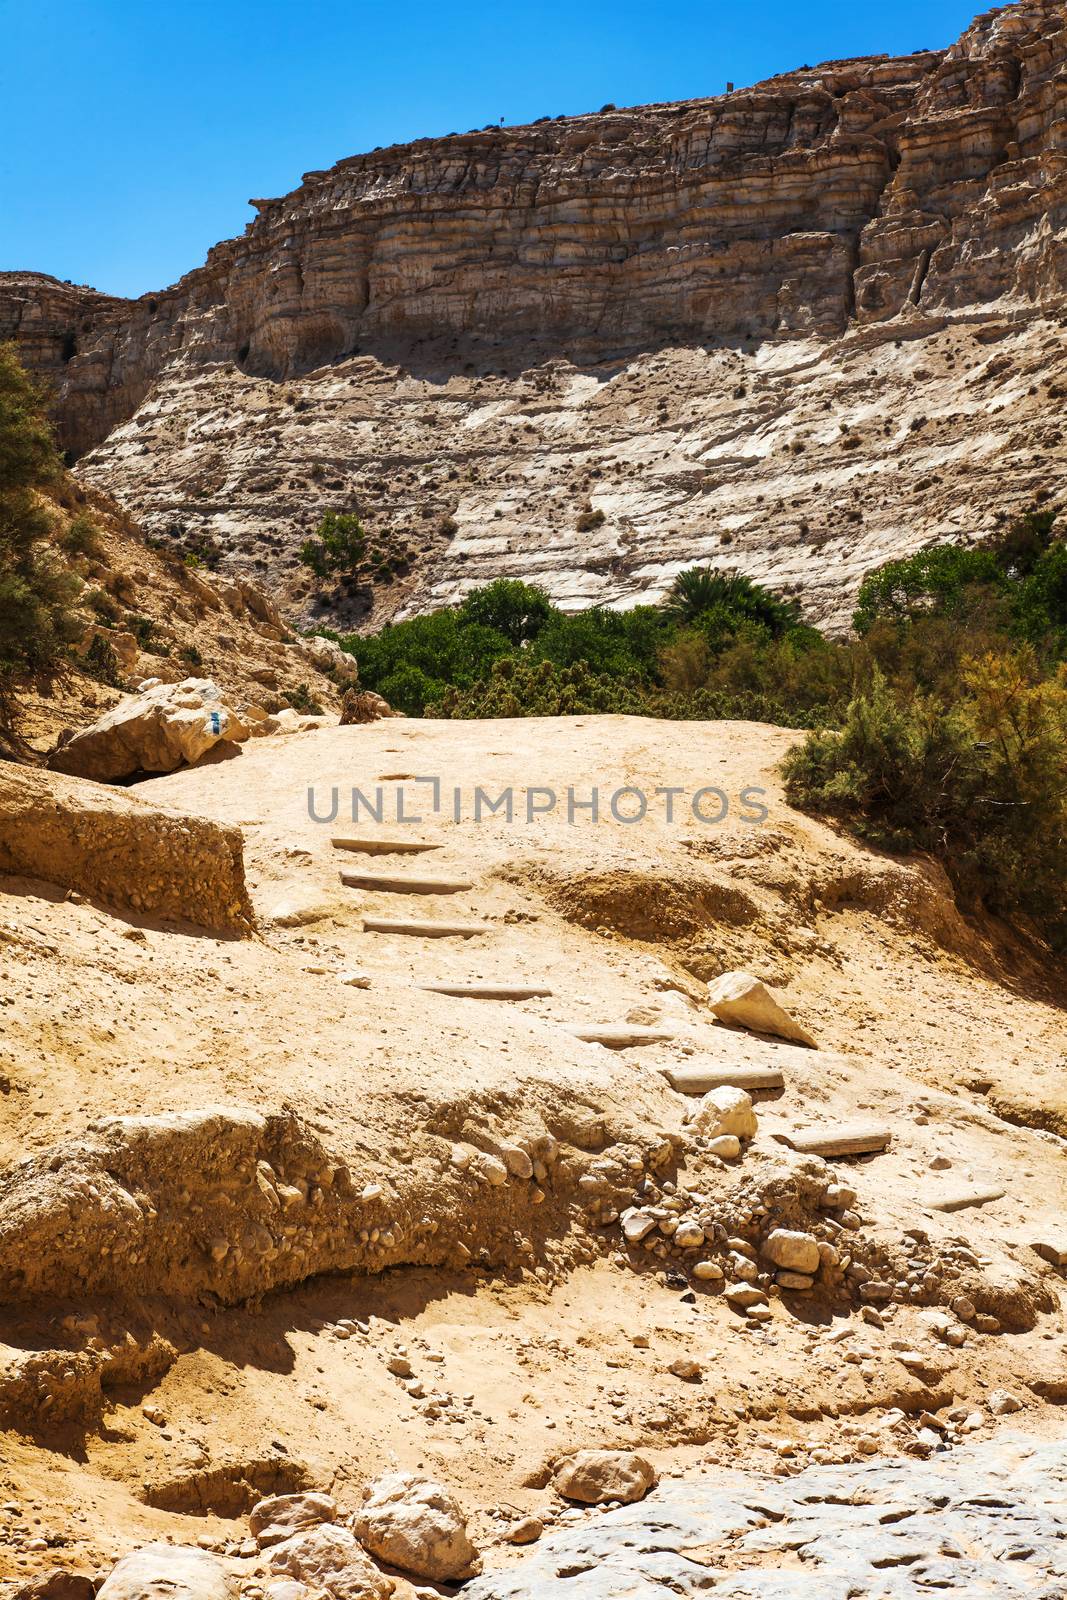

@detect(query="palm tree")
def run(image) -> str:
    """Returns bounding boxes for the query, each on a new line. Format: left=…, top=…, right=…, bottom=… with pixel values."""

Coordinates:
left=665, top=566, right=802, bottom=636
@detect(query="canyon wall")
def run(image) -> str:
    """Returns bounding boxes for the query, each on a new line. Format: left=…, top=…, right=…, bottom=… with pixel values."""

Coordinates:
left=1, top=0, right=1064, bottom=627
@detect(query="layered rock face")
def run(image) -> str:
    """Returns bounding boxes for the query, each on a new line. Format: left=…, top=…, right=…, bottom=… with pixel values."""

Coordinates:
left=1, top=0, right=1064, bottom=625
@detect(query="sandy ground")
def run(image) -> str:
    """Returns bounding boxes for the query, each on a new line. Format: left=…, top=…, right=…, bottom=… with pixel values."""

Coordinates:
left=1, top=715, right=1065, bottom=1591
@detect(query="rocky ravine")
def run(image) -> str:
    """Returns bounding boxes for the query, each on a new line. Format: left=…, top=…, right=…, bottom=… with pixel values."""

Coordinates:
left=3, top=0, right=1066, bottom=631
left=1, top=715, right=1065, bottom=1596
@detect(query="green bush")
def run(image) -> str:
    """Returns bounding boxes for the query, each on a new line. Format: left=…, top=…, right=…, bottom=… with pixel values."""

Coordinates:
left=287, top=682, right=325, bottom=715
left=299, top=511, right=369, bottom=579
left=0, top=344, right=81, bottom=740
left=344, top=609, right=513, bottom=714
left=665, top=567, right=803, bottom=642
left=432, top=657, right=648, bottom=718
left=783, top=656, right=1067, bottom=948
left=60, top=512, right=104, bottom=558
left=532, top=605, right=666, bottom=681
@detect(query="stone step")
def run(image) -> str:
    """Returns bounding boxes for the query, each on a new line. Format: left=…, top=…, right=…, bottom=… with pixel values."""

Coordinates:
left=363, top=917, right=489, bottom=939
left=776, top=1120, right=891, bottom=1157
left=419, top=982, right=554, bottom=1000
left=563, top=1024, right=674, bottom=1050
left=661, top=1063, right=784, bottom=1095
left=341, top=870, right=472, bottom=895
left=331, top=835, right=442, bottom=856
left=929, top=1185, right=1006, bottom=1214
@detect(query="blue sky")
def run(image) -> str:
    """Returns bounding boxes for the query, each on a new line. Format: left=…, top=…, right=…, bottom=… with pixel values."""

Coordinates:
left=2, top=0, right=986, bottom=299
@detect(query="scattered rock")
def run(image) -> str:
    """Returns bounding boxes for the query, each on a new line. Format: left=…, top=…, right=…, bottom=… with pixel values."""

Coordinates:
left=691, top=1086, right=757, bottom=1141
left=505, top=1517, right=543, bottom=1545
left=762, top=1229, right=821, bottom=1274
left=706, top=1135, right=741, bottom=1159
left=705, top=971, right=816, bottom=1046
left=776, top=1270, right=815, bottom=1291
left=250, top=1492, right=338, bottom=1548
left=724, top=1283, right=768, bottom=1312
left=552, top=1451, right=657, bottom=1506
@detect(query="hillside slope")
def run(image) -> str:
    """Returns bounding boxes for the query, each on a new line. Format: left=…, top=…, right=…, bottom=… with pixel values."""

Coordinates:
left=6, top=479, right=344, bottom=754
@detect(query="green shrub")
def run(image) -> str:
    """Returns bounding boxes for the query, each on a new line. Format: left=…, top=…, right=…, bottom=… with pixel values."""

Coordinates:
left=61, top=512, right=104, bottom=558
left=127, top=613, right=158, bottom=650
left=0, top=344, right=81, bottom=739
left=287, top=682, right=325, bottom=715
left=532, top=605, right=666, bottom=681
left=665, top=567, right=803, bottom=642
left=432, top=657, right=648, bottom=718
left=344, top=609, right=513, bottom=714
left=82, top=631, right=121, bottom=687
left=299, top=511, right=369, bottom=579
left=783, top=656, right=1067, bottom=948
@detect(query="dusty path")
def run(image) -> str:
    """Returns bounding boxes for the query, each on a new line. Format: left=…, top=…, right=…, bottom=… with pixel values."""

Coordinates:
left=1, top=716, right=1065, bottom=1593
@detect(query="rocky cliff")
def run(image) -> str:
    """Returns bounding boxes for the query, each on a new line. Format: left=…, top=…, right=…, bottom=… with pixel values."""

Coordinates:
left=2, top=0, right=1065, bottom=628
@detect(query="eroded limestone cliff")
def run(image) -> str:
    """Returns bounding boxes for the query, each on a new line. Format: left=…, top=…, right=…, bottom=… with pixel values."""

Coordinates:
left=2, top=0, right=1065, bottom=627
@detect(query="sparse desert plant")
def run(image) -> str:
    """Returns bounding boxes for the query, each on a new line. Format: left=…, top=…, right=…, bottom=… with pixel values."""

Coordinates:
left=286, top=682, right=325, bottom=715
left=61, top=512, right=104, bottom=558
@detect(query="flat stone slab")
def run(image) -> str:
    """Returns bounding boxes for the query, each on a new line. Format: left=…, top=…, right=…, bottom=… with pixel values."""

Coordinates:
left=562, top=1024, right=674, bottom=1049
left=331, top=835, right=442, bottom=855
left=775, top=1120, right=891, bottom=1157
left=341, top=870, right=472, bottom=894
left=929, top=1184, right=1006, bottom=1213
left=464, top=1434, right=1067, bottom=1599
left=419, top=982, right=554, bottom=1000
left=363, top=918, right=489, bottom=938
left=662, top=1063, right=784, bottom=1095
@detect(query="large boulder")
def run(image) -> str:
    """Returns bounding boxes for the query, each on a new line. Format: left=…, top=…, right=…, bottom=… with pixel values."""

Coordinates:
left=552, top=1450, right=657, bottom=1506
left=0, top=764, right=254, bottom=933
left=292, top=634, right=359, bottom=684
left=267, top=1524, right=392, bottom=1600
left=96, top=1545, right=235, bottom=1600
left=353, top=1472, right=480, bottom=1582
left=706, top=971, right=816, bottom=1047
left=250, top=1491, right=338, bottom=1548
left=48, top=677, right=257, bottom=781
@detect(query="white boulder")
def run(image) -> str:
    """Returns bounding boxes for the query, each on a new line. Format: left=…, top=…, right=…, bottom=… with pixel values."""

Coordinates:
left=250, top=1491, right=338, bottom=1548
left=49, top=677, right=257, bottom=782
left=353, top=1472, right=480, bottom=1582
left=552, top=1450, right=657, bottom=1505
left=267, top=1524, right=393, bottom=1600
left=763, top=1229, right=821, bottom=1274
left=692, top=1086, right=758, bottom=1141
left=96, top=1546, right=236, bottom=1600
